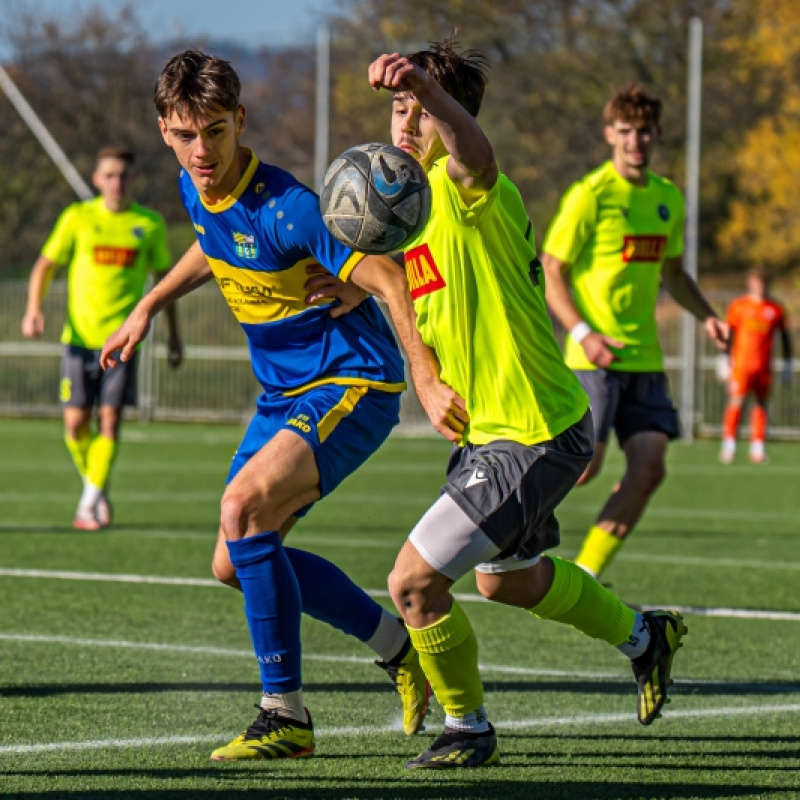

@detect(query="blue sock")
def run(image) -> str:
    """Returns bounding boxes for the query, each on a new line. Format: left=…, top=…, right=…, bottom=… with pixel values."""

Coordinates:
left=285, top=547, right=381, bottom=642
left=227, top=531, right=302, bottom=693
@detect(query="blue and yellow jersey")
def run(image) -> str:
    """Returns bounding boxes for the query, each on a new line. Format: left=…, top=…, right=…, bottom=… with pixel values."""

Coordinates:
left=179, top=149, right=406, bottom=396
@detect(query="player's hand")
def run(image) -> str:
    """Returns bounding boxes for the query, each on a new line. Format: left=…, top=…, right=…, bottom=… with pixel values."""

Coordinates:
left=581, top=332, right=624, bottom=369
left=705, top=316, right=729, bottom=350
left=304, top=264, right=367, bottom=319
left=167, top=333, right=183, bottom=370
left=100, top=305, right=152, bottom=369
left=414, top=372, right=469, bottom=444
left=368, top=53, right=431, bottom=95
left=21, top=310, right=44, bottom=338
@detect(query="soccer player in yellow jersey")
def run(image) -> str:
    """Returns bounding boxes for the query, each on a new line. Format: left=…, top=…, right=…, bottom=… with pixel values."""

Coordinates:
left=541, top=86, right=728, bottom=580
left=21, top=146, right=182, bottom=530
left=360, top=43, right=688, bottom=770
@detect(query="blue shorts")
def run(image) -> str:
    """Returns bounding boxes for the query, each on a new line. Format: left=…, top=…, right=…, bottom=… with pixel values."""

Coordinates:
left=227, top=384, right=401, bottom=516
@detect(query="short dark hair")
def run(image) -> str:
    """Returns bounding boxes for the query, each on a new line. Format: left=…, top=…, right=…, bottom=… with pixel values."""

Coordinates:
left=406, top=36, right=489, bottom=117
left=604, top=84, right=662, bottom=127
left=154, top=49, right=241, bottom=120
left=96, top=146, right=135, bottom=167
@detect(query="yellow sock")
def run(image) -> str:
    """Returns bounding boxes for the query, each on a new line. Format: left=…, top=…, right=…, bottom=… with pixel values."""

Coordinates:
left=407, top=600, right=483, bottom=718
left=64, top=431, right=91, bottom=480
left=86, top=435, right=118, bottom=490
left=530, top=555, right=636, bottom=646
left=574, top=525, right=624, bottom=578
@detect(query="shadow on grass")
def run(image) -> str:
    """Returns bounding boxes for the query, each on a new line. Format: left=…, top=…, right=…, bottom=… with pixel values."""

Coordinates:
left=2, top=777, right=797, bottom=800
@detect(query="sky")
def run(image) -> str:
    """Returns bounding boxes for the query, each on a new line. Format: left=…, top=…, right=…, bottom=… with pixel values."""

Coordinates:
left=0, top=0, right=340, bottom=59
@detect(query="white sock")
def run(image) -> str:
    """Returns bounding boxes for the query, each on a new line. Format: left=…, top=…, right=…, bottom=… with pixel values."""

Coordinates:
left=79, top=481, right=103, bottom=512
left=750, top=440, right=765, bottom=458
left=445, top=705, right=491, bottom=734
left=617, top=613, right=651, bottom=660
left=367, top=609, right=409, bottom=663
left=260, top=690, right=307, bottom=723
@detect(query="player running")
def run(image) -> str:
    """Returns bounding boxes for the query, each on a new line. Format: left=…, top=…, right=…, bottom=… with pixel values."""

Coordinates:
left=720, top=267, right=792, bottom=464
left=100, top=49, right=455, bottom=762
left=21, top=146, right=182, bottom=530
left=364, top=42, right=687, bottom=770
left=541, top=85, right=729, bottom=581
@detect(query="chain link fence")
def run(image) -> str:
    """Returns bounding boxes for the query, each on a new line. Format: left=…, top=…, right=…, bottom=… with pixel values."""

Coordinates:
left=2, top=280, right=798, bottom=438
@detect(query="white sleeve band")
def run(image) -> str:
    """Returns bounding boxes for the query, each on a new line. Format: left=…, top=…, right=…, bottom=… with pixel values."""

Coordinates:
left=570, top=321, right=592, bottom=344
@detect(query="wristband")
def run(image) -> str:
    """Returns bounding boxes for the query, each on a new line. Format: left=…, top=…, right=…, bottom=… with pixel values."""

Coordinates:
left=570, top=321, right=592, bottom=344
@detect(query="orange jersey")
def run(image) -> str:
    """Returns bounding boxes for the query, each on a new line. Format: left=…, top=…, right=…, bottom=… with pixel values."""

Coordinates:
left=727, top=295, right=786, bottom=374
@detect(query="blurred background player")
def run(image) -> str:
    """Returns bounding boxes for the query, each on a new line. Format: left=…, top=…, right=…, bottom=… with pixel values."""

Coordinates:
left=541, top=85, right=729, bottom=581
left=102, top=49, right=455, bottom=761
left=21, top=145, right=182, bottom=530
left=720, top=266, right=792, bottom=464
left=364, top=42, right=687, bottom=770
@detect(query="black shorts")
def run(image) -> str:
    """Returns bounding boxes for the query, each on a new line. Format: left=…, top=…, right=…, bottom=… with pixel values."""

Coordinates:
left=575, top=369, right=680, bottom=446
left=60, top=345, right=138, bottom=409
left=442, top=412, right=594, bottom=561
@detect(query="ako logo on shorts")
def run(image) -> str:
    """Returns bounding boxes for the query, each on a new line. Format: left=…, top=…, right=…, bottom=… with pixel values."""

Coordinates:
left=621, top=235, right=667, bottom=263
left=405, top=243, right=446, bottom=300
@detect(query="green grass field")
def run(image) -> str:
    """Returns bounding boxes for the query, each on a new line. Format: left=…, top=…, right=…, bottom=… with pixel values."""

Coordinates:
left=1, top=418, right=799, bottom=799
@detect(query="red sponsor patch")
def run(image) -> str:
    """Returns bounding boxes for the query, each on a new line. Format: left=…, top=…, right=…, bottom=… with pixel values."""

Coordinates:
left=622, top=235, right=667, bottom=263
left=405, top=243, right=446, bottom=299
left=94, top=246, right=137, bottom=267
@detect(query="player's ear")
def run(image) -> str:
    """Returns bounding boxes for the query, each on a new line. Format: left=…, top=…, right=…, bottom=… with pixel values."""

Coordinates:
left=603, top=125, right=616, bottom=147
left=235, top=105, right=246, bottom=137
left=157, top=117, right=171, bottom=147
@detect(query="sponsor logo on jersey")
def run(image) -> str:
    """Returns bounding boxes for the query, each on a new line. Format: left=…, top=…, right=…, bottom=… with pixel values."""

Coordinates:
left=622, top=235, right=667, bottom=263
left=215, top=275, right=273, bottom=299
left=93, top=246, right=137, bottom=267
left=233, top=230, right=258, bottom=259
left=405, top=243, right=446, bottom=299
left=194, top=222, right=205, bottom=235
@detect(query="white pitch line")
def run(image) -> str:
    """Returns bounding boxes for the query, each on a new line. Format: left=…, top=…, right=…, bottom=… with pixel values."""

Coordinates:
left=0, top=632, right=628, bottom=679
left=2, top=567, right=800, bottom=622
left=3, top=703, right=800, bottom=756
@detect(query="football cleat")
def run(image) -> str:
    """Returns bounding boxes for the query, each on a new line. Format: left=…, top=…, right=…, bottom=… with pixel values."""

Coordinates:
left=209, top=706, right=315, bottom=761
left=73, top=507, right=101, bottom=531
left=95, top=491, right=113, bottom=528
left=632, top=610, right=688, bottom=725
left=405, top=724, right=500, bottom=769
left=375, top=637, right=431, bottom=735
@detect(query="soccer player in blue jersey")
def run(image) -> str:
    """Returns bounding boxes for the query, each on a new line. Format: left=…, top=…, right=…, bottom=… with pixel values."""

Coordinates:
left=101, top=49, right=463, bottom=761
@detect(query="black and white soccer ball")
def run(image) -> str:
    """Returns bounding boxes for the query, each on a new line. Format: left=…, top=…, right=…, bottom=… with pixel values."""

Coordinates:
left=319, top=143, right=432, bottom=254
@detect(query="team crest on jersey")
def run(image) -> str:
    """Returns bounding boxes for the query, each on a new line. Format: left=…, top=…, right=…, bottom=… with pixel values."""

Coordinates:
left=233, top=231, right=258, bottom=259
left=622, top=235, right=667, bottom=263
left=405, top=243, right=446, bottom=299
left=131, top=226, right=145, bottom=240
left=658, top=204, right=670, bottom=221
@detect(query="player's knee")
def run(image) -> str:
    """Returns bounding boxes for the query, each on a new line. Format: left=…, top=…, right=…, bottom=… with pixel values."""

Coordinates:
left=388, top=565, right=438, bottom=615
left=219, top=488, right=256, bottom=539
left=634, top=461, right=666, bottom=495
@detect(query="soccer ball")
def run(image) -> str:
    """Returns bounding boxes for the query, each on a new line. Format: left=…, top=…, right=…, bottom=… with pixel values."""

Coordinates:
left=319, top=143, right=432, bottom=254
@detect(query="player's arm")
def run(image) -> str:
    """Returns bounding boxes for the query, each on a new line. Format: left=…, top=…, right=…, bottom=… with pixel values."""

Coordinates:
left=21, top=255, right=60, bottom=338
left=101, top=241, right=211, bottom=369
left=368, top=53, right=497, bottom=196
left=541, top=253, right=623, bottom=368
left=661, top=257, right=728, bottom=349
left=779, top=312, right=793, bottom=383
left=349, top=254, right=469, bottom=443
left=304, top=263, right=368, bottom=319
